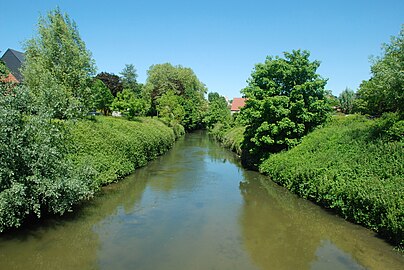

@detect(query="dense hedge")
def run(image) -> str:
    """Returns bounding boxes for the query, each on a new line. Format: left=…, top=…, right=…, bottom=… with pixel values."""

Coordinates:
left=67, top=117, right=176, bottom=185
left=259, top=115, right=404, bottom=246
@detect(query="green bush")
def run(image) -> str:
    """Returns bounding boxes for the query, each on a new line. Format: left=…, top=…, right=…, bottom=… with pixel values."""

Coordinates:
left=0, top=85, right=95, bottom=232
left=259, top=115, right=404, bottom=246
left=67, top=117, right=176, bottom=185
left=211, top=124, right=245, bottom=156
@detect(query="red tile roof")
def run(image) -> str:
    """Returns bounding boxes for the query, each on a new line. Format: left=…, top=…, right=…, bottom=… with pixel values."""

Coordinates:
left=1, top=72, right=18, bottom=83
left=231, top=98, right=247, bottom=111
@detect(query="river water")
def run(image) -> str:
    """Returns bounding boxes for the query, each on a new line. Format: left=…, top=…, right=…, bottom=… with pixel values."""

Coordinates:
left=0, top=131, right=403, bottom=270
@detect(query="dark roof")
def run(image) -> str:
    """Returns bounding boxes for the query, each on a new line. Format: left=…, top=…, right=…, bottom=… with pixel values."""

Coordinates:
left=1, top=48, right=25, bottom=82
left=9, top=49, right=25, bottom=63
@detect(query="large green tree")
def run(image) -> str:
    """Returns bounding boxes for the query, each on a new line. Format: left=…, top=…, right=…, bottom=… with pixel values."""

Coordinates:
left=240, top=50, right=331, bottom=169
left=204, top=92, right=231, bottom=129
left=111, top=89, right=149, bottom=119
left=0, top=83, right=95, bottom=232
left=156, top=90, right=185, bottom=125
left=22, top=8, right=96, bottom=119
left=120, top=64, right=141, bottom=96
left=95, top=72, right=123, bottom=97
left=338, top=88, right=356, bottom=114
left=357, top=26, right=404, bottom=117
left=143, top=63, right=207, bottom=130
left=91, top=79, right=114, bottom=115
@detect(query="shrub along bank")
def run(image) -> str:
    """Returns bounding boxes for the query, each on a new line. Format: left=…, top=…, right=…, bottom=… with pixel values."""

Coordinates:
left=0, top=86, right=176, bottom=232
left=210, top=123, right=244, bottom=156
left=67, top=116, right=176, bottom=185
left=259, top=115, right=403, bottom=246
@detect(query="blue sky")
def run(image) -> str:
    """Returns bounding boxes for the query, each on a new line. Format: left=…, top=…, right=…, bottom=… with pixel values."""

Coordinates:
left=1, top=0, right=403, bottom=98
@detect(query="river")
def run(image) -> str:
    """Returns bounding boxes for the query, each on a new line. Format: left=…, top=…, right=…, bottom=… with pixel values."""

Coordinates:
left=0, top=131, right=403, bottom=269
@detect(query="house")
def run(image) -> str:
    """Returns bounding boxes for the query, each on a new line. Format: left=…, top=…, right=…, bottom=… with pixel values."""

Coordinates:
left=230, top=97, right=247, bottom=114
left=1, top=48, right=25, bottom=83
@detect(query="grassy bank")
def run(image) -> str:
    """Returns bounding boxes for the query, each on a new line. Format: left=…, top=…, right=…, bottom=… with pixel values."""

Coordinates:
left=210, top=123, right=245, bottom=156
left=67, top=116, right=176, bottom=185
left=259, top=115, right=403, bottom=246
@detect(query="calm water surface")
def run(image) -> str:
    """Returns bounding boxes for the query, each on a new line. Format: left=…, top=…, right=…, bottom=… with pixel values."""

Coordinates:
left=0, top=131, right=403, bottom=269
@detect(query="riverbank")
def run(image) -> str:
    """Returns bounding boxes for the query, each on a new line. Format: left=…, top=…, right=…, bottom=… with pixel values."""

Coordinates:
left=67, top=116, right=177, bottom=185
left=213, top=115, right=404, bottom=247
left=0, top=114, right=177, bottom=232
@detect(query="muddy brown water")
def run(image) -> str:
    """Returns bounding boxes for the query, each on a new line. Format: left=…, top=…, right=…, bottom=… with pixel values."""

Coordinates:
left=0, top=131, right=403, bottom=270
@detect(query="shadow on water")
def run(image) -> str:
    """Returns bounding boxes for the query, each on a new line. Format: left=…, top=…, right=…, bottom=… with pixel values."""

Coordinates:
left=239, top=171, right=404, bottom=270
left=0, top=131, right=403, bottom=270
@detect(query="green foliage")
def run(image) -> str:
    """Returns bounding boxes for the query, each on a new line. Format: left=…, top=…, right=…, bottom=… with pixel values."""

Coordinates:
left=157, top=90, right=185, bottom=124
left=91, top=79, right=114, bottom=115
left=120, top=64, right=141, bottom=96
left=96, top=72, right=123, bottom=97
left=357, top=26, right=404, bottom=116
left=372, top=112, right=404, bottom=141
left=0, top=60, right=9, bottom=78
left=67, top=117, right=176, bottom=185
left=240, top=50, right=331, bottom=168
left=325, top=90, right=339, bottom=108
left=0, top=84, right=95, bottom=232
left=22, top=7, right=96, bottom=119
left=259, top=115, right=404, bottom=246
left=111, top=89, right=150, bottom=119
left=143, top=63, right=207, bottom=130
left=211, top=124, right=245, bottom=156
left=338, top=88, right=356, bottom=114
left=204, top=92, right=231, bottom=129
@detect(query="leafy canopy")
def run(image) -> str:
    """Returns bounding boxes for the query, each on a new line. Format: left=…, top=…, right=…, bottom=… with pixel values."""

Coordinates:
left=91, top=79, right=114, bottom=115
left=0, top=84, right=95, bottom=231
left=120, top=64, right=141, bottom=96
left=96, top=72, right=123, bottom=97
left=143, top=63, right=207, bottom=130
left=0, top=60, right=9, bottom=78
left=204, top=92, right=231, bottom=129
left=22, top=7, right=96, bottom=119
left=111, top=89, right=150, bottom=119
left=338, top=88, right=355, bottom=114
left=357, top=26, right=404, bottom=117
left=240, top=50, right=331, bottom=168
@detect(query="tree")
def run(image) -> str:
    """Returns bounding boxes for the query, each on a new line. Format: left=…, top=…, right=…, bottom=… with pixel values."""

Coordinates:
left=357, top=26, right=404, bottom=117
left=0, top=83, right=95, bottom=231
left=111, top=89, right=149, bottom=119
left=143, top=63, right=207, bottom=130
left=157, top=90, right=185, bottom=125
left=91, top=79, right=114, bottom=115
left=0, top=60, right=9, bottom=78
left=22, top=7, right=96, bottom=119
left=338, top=88, right=355, bottom=114
left=120, top=64, right=141, bottom=96
left=204, top=92, right=231, bottom=129
left=96, top=72, right=123, bottom=97
left=240, top=50, right=331, bottom=169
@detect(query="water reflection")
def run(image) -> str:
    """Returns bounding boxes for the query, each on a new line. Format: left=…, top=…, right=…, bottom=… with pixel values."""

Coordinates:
left=0, top=131, right=402, bottom=270
left=239, top=173, right=404, bottom=269
left=0, top=168, right=149, bottom=269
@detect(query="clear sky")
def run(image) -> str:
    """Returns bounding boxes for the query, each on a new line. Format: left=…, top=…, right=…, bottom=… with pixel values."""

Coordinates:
left=1, top=0, right=403, bottom=98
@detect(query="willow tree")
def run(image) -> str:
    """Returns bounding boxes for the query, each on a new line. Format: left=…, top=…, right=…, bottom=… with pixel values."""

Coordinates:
left=22, top=8, right=96, bottom=119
